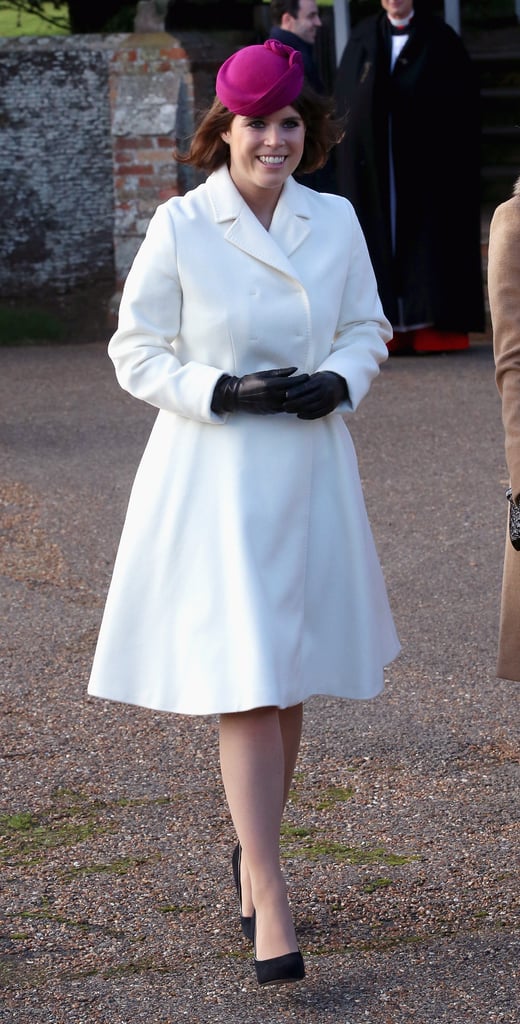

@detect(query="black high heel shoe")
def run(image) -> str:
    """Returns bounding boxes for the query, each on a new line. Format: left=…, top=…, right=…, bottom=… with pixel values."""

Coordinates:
left=231, top=843, right=254, bottom=941
left=253, top=913, right=306, bottom=986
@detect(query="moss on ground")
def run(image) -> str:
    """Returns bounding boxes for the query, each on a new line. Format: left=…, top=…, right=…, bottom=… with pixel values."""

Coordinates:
left=0, top=789, right=173, bottom=866
left=280, top=822, right=419, bottom=866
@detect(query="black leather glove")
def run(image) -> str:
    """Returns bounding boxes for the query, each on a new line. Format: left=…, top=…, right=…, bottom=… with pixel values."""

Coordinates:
left=283, top=371, right=348, bottom=420
left=211, top=367, right=310, bottom=415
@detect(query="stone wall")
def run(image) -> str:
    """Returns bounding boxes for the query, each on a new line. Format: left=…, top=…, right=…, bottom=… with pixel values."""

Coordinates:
left=0, top=36, right=118, bottom=297
left=0, top=33, right=195, bottom=300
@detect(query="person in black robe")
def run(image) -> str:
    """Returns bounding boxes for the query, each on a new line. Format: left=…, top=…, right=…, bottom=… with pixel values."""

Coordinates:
left=334, top=0, right=485, bottom=353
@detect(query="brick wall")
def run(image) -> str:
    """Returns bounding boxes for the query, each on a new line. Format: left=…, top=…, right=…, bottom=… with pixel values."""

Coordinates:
left=109, top=33, right=195, bottom=290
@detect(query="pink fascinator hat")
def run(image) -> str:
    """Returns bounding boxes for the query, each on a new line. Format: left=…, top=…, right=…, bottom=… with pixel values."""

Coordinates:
left=216, top=39, right=305, bottom=117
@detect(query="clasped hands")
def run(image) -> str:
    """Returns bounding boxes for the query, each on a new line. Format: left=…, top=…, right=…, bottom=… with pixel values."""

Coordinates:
left=212, top=366, right=348, bottom=420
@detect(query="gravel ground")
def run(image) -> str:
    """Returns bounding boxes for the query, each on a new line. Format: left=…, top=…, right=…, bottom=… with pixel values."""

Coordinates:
left=1, top=340, right=518, bottom=1024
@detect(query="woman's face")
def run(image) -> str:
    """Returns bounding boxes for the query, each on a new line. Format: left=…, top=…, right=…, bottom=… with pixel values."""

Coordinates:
left=221, top=106, right=306, bottom=202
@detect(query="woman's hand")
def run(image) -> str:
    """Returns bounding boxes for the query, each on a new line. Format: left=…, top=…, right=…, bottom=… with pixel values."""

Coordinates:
left=283, top=371, right=348, bottom=419
left=211, top=367, right=309, bottom=415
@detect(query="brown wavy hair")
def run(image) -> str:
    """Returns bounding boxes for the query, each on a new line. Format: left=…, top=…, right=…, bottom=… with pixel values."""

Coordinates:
left=176, top=85, right=344, bottom=174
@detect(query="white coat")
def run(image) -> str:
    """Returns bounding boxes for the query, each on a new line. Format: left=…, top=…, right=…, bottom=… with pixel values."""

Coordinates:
left=88, top=165, right=400, bottom=715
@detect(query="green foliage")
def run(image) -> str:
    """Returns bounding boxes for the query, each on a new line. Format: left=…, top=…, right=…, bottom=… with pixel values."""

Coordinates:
left=0, top=306, right=65, bottom=344
left=103, top=3, right=137, bottom=31
left=0, top=1, right=137, bottom=34
left=0, top=2, right=70, bottom=35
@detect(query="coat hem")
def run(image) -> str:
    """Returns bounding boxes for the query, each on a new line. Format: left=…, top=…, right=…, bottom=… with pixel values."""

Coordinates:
left=86, top=675, right=394, bottom=717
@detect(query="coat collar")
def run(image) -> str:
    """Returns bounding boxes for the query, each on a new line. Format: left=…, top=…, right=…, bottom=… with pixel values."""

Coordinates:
left=206, top=165, right=311, bottom=280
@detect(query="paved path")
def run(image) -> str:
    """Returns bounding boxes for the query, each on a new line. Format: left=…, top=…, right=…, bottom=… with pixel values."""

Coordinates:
left=1, top=341, right=518, bottom=1023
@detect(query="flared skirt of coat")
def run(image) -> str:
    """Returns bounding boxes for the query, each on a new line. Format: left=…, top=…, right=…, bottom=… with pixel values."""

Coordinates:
left=88, top=410, right=400, bottom=714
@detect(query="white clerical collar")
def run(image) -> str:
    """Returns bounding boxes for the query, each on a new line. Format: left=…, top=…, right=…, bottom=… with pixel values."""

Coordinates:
left=388, top=9, right=414, bottom=29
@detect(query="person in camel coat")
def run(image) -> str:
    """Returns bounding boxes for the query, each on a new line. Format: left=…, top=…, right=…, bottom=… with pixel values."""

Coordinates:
left=488, top=175, right=520, bottom=681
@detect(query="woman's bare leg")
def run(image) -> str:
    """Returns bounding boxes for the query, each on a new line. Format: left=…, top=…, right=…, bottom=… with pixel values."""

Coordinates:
left=235, top=702, right=303, bottom=917
left=279, top=702, right=303, bottom=806
left=219, top=704, right=303, bottom=960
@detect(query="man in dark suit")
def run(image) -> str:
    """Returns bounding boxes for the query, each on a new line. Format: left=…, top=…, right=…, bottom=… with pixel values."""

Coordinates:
left=269, top=0, right=336, bottom=190
left=269, top=0, right=324, bottom=94
left=334, top=0, right=484, bottom=353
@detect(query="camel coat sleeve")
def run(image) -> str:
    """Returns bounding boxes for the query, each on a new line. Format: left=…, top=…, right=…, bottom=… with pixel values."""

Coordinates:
left=488, top=181, right=520, bottom=680
left=488, top=189, right=520, bottom=498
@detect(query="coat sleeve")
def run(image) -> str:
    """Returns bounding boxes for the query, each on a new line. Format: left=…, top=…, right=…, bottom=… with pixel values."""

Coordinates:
left=488, top=198, right=520, bottom=500
left=316, top=201, right=392, bottom=413
left=108, top=203, right=226, bottom=424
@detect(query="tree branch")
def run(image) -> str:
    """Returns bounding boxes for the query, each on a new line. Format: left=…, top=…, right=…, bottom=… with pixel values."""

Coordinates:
left=0, top=2, right=70, bottom=31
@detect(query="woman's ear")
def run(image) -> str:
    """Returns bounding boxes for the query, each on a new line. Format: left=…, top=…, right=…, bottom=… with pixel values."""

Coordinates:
left=221, top=130, right=231, bottom=145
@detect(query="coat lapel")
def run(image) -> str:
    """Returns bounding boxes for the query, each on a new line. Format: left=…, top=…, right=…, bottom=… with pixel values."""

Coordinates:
left=206, top=166, right=311, bottom=281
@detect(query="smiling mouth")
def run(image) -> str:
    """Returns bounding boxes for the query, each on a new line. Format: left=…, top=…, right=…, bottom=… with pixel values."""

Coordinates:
left=258, top=156, right=286, bottom=165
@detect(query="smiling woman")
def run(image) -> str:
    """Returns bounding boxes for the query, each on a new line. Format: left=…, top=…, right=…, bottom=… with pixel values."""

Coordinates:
left=88, top=37, right=399, bottom=989
left=176, top=48, right=340, bottom=187
left=220, top=108, right=306, bottom=228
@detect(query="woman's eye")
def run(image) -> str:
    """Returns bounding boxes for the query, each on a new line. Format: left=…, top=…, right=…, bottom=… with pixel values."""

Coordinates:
left=249, top=120, right=265, bottom=129
left=283, top=120, right=300, bottom=129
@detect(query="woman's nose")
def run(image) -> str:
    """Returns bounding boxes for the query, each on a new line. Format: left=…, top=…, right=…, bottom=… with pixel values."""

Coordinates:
left=264, top=125, right=282, bottom=146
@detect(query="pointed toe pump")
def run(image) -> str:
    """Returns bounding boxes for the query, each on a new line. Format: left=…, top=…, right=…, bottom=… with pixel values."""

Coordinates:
left=254, top=949, right=306, bottom=986
left=231, top=843, right=254, bottom=941
left=253, top=913, right=305, bottom=986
